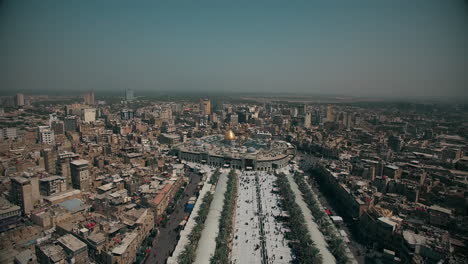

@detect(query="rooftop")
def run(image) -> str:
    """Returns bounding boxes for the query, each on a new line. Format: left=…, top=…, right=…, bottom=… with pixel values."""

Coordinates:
left=70, top=159, right=89, bottom=166
left=59, top=198, right=88, bottom=213
left=111, top=231, right=138, bottom=256
left=57, top=234, right=87, bottom=252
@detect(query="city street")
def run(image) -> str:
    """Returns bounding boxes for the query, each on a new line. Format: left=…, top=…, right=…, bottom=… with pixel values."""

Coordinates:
left=144, top=171, right=202, bottom=264
left=297, top=152, right=366, bottom=264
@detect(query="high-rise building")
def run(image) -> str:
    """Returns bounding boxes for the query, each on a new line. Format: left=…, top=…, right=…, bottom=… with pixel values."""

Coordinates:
left=326, top=106, right=334, bottom=122
left=291, top=107, right=298, bottom=117
left=298, top=104, right=306, bottom=116
left=51, top=120, right=65, bottom=135
left=82, top=108, right=96, bottom=123
left=15, top=93, right=25, bottom=107
left=64, top=116, right=78, bottom=132
left=200, top=99, right=211, bottom=115
left=39, top=176, right=67, bottom=196
left=229, top=113, right=238, bottom=126
left=346, top=114, right=353, bottom=129
left=314, top=110, right=322, bottom=125
left=388, top=135, right=403, bottom=152
left=56, top=152, right=79, bottom=188
left=304, top=112, right=311, bottom=128
left=70, top=159, right=90, bottom=191
left=125, top=89, right=134, bottom=101
left=49, top=113, right=59, bottom=126
left=83, top=91, right=95, bottom=105
left=41, top=148, right=57, bottom=174
left=10, top=176, right=39, bottom=214
left=38, top=126, right=55, bottom=145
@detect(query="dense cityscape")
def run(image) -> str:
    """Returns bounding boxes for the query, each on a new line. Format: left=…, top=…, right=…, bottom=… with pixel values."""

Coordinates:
left=0, top=91, right=467, bottom=264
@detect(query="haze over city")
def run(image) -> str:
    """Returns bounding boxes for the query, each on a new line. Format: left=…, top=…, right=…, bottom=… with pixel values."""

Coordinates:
left=1, top=2, right=468, bottom=264
left=1, top=0, right=467, bottom=99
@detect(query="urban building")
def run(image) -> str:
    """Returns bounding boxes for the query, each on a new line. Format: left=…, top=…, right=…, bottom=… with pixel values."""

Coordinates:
left=200, top=98, right=211, bottom=115
left=82, top=108, right=96, bottom=123
left=70, top=159, right=90, bottom=191
left=64, top=115, right=78, bottom=132
left=10, top=176, right=39, bottom=214
left=41, top=148, right=57, bottom=174
left=125, top=89, right=134, bottom=101
left=38, top=126, right=55, bottom=145
left=15, top=93, right=25, bottom=107
left=40, top=176, right=67, bottom=196
left=83, top=91, right=95, bottom=105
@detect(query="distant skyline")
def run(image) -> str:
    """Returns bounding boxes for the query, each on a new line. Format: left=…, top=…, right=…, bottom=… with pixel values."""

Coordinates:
left=0, top=0, right=467, bottom=99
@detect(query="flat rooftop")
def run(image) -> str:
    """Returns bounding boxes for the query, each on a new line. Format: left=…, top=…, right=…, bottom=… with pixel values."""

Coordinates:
left=57, top=234, right=87, bottom=252
left=70, top=159, right=89, bottom=166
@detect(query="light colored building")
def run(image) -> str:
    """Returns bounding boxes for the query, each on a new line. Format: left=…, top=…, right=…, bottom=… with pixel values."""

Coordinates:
left=175, top=132, right=295, bottom=171
left=125, top=89, right=134, bottom=101
left=1, top=127, right=17, bottom=140
left=230, top=113, right=238, bottom=126
left=200, top=98, right=211, bottom=115
left=57, top=234, right=89, bottom=264
left=38, top=126, right=55, bottom=145
left=82, top=108, right=96, bottom=123
left=304, top=112, right=311, bottom=128
left=326, top=105, right=334, bottom=122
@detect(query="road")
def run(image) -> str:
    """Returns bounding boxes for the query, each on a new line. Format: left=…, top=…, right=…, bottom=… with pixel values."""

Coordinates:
left=145, top=171, right=202, bottom=264
left=296, top=152, right=366, bottom=264
left=194, top=171, right=228, bottom=264
left=284, top=169, right=336, bottom=264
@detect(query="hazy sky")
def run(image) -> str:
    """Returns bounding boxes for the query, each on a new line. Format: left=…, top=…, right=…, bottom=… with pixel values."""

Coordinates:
left=0, top=0, right=467, bottom=98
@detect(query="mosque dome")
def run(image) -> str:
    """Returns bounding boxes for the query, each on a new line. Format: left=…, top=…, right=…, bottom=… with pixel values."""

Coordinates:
left=247, top=147, right=256, bottom=153
left=224, top=129, right=236, bottom=141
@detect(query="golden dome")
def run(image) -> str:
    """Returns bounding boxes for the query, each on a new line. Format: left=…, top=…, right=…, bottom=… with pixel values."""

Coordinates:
left=224, top=129, right=236, bottom=141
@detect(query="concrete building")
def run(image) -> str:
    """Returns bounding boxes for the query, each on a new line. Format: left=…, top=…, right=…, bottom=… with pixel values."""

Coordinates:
left=56, top=152, right=79, bottom=188
left=0, top=197, right=21, bottom=232
left=83, top=91, right=95, bottom=105
left=304, top=112, right=311, bottom=128
left=120, top=109, right=135, bottom=120
left=40, top=176, right=67, bottom=196
left=15, top=93, right=25, bottom=107
left=0, top=127, right=17, bottom=140
left=82, top=108, right=96, bottom=123
left=326, top=105, right=334, bottom=122
left=229, top=113, right=238, bottom=126
left=41, top=148, right=57, bottom=174
left=10, top=176, right=39, bottom=214
left=57, top=234, right=89, bottom=264
left=125, top=89, right=134, bottom=101
left=51, top=120, right=65, bottom=135
left=64, top=115, right=78, bottom=132
left=200, top=98, right=211, bottom=115
left=38, top=126, right=55, bottom=145
left=428, top=205, right=452, bottom=227
left=36, top=244, right=67, bottom=264
left=70, top=159, right=90, bottom=191
left=158, top=133, right=181, bottom=145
